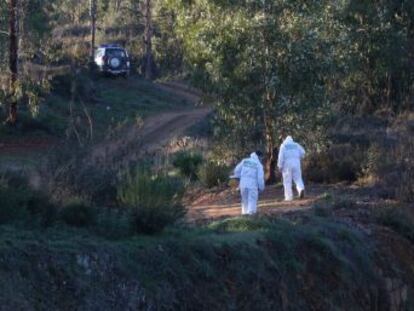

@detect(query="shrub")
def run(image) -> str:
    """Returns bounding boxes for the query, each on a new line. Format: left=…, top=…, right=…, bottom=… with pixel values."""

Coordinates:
left=312, top=196, right=357, bottom=218
left=362, top=116, right=414, bottom=201
left=304, top=144, right=365, bottom=183
left=94, top=208, right=131, bottom=239
left=172, top=151, right=203, bottom=180
left=118, top=169, right=186, bottom=234
left=376, top=206, right=414, bottom=243
left=208, top=217, right=270, bottom=233
left=25, top=192, right=57, bottom=227
left=197, top=161, right=229, bottom=188
left=0, top=178, right=29, bottom=224
left=60, top=199, right=97, bottom=227
left=47, top=145, right=119, bottom=206
left=0, top=171, right=57, bottom=226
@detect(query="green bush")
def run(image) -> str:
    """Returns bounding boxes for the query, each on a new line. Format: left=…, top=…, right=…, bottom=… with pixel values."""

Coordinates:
left=94, top=208, right=131, bottom=240
left=197, top=161, right=229, bottom=188
left=304, top=144, right=365, bottom=183
left=25, top=192, right=57, bottom=227
left=60, top=199, right=97, bottom=227
left=376, top=206, right=414, bottom=243
left=361, top=117, right=414, bottom=201
left=118, top=169, right=186, bottom=234
left=0, top=172, right=57, bottom=226
left=312, top=196, right=357, bottom=218
left=208, top=217, right=270, bottom=233
left=172, top=151, right=203, bottom=180
left=48, top=145, right=119, bottom=206
left=0, top=180, right=29, bottom=224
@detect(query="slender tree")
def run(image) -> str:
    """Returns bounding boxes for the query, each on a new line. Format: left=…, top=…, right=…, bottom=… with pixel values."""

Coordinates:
left=89, top=0, right=97, bottom=62
left=143, top=0, right=155, bottom=79
left=6, top=0, right=18, bottom=124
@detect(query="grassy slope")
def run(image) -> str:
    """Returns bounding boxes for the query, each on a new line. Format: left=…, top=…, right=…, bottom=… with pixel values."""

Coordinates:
left=0, top=75, right=190, bottom=167
left=43, top=75, right=191, bottom=139
left=0, top=216, right=392, bottom=310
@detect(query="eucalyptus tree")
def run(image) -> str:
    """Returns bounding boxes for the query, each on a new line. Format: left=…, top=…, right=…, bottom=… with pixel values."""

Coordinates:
left=167, top=0, right=334, bottom=182
left=337, top=0, right=414, bottom=113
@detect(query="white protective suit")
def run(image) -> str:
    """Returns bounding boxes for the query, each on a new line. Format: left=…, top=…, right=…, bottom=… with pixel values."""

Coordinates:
left=277, top=136, right=305, bottom=201
left=233, top=152, right=265, bottom=215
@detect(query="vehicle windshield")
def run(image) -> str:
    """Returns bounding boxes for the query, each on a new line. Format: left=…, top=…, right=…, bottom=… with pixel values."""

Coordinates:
left=106, top=49, right=126, bottom=58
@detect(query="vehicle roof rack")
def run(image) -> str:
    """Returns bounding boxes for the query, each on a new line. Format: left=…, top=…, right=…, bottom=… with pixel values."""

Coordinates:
left=99, top=43, right=122, bottom=48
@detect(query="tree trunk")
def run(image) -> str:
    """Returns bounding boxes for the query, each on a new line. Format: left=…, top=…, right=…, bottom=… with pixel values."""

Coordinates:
left=7, top=0, right=18, bottom=125
left=261, top=0, right=277, bottom=184
left=143, top=0, right=155, bottom=79
left=263, top=96, right=277, bottom=184
left=90, top=0, right=97, bottom=62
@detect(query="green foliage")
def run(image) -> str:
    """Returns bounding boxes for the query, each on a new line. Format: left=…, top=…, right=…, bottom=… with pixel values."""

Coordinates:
left=167, top=0, right=333, bottom=159
left=336, top=0, right=414, bottom=113
left=172, top=151, right=203, bottom=180
left=60, top=199, right=97, bottom=228
left=304, top=144, right=365, bottom=183
left=47, top=143, right=119, bottom=206
left=0, top=215, right=389, bottom=310
left=361, top=115, right=414, bottom=201
left=0, top=176, right=30, bottom=224
left=94, top=208, right=131, bottom=240
left=25, top=192, right=58, bottom=228
left=312, top=195, right=357, bottom=218
left=0, top=171, right=57, bottom=227
left=197, top=161, right=229, bottom=188
left=376, top=206, right=414, bottom=243
left=118, top=169, right=186, bottom=234
left=208, top=217, right=270, bottom=233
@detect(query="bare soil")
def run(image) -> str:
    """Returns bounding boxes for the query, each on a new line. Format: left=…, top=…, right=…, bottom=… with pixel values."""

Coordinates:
left=89, top=107, right=211, bottom=166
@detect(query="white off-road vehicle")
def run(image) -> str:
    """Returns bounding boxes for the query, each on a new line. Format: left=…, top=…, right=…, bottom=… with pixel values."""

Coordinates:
left=94, top=44, right=130, bottom=77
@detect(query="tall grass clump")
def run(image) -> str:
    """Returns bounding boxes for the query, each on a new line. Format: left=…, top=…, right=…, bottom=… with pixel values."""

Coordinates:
left=362, top=115, right=414, bottom=201
left=47, top=144, right=119, bottom=206
left=197, top=161, right=229, bottom=188
left=304, top=144, right=365, bottom=183
left=376, top=206, right=414, bottom=243
left=60, top=198, right=97, bottom=228
left=118, top=168, right=186, bottom=234
left=0, top=171, right=57, bottom=227
left=172, top=151, right=203, bottom=180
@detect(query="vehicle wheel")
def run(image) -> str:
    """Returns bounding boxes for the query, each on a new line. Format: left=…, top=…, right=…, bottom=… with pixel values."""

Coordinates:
left=109, top=57, right=122, bottom=70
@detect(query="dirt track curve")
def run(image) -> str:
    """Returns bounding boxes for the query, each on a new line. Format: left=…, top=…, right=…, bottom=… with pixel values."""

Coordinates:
left=87, top=80, right=210, bottom=167
left=89, top=107, right=211, bottom=166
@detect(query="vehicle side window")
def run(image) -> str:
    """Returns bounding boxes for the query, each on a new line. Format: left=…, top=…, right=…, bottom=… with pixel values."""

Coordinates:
left=95, top=49, right=104, bottom=58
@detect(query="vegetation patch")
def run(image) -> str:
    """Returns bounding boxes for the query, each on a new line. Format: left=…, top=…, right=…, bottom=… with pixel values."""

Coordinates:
left=118, top=168, right=187, bottom=234
left=0, top=216, right=390, bottom=310
left=197, top=161, right=229, bottom=189
left=376, top=206, right=414, bottom=243
left=172, top=151, right=203, bottom=180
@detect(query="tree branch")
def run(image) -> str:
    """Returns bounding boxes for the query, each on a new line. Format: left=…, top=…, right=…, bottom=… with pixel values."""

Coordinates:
left=0, top=30, right=9, bottom=36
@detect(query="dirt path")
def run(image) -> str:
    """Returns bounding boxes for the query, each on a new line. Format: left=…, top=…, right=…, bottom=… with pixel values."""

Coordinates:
left=186, top=183, right=376, bottom=223
left=156, top=81, right=203, bottom=105
left=87, top=79, right=212, bottom=166
left=187, top=185, right=318, bottom=222
left=89, top=107, right=210, bottom=167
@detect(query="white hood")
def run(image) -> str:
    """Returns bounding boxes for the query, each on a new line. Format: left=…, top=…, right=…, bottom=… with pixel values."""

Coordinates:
left=283, top=136, right=294, bottom=144
left=250, top=152, right=260, bottom=162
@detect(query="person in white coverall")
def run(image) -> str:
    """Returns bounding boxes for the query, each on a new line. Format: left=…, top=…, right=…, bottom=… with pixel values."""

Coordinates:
left=277, top=136, right=306, bottom=201
left=233, top=151, right=265, bottom=215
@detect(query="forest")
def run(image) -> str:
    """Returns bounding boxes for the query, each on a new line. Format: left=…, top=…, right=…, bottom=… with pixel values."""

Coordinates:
left=0, top=1, right=413, bottom=310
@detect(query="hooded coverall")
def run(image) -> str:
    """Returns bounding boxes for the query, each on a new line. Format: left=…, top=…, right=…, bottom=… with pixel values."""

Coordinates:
left=233, top=152, right=265, bottom=215
left=277, top=136, right=305, bottom=201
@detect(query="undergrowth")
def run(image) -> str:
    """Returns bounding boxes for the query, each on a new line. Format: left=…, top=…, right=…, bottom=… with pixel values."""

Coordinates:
left=0, top=215, right=384, bottom=310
